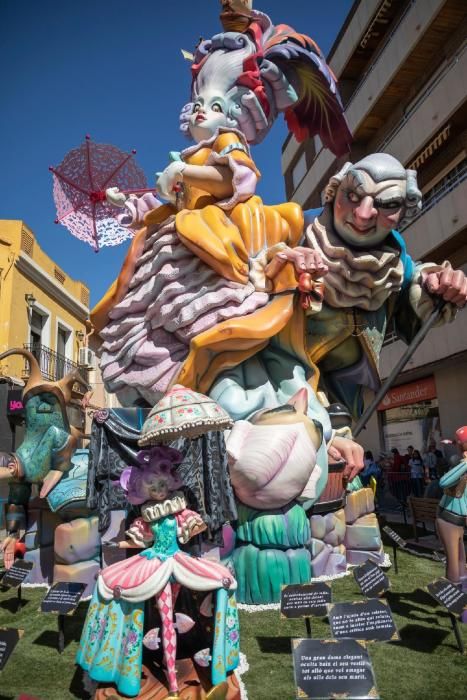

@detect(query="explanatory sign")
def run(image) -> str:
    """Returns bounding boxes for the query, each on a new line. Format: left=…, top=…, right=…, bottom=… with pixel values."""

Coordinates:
left=281, top=582, right=332, bottom=619
left=382, top=525, right=407, bottom=549
left=291, top=637, right=380, bottom=700
left=354, top=561, right=390, bottom=598
left=41, top=582, right=86, bottom=615
left=427, top=578, right=467, bottom=617
left=1, top=560, right=33, bottom=589
left=328, top=599, right=399, bottom=642
left=0, top=628, right=22, bottom=671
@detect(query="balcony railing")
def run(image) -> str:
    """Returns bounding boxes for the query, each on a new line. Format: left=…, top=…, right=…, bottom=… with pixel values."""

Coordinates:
left=377, top=43, right=467, bottom=153
left=345, top=0, right=416, bottom=110
left=400, top=159, right=467, bottom=231
left=23, top=343, right=79, bottom=382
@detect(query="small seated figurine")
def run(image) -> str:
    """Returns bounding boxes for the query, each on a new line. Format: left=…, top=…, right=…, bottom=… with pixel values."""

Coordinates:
left=436, top=426, right=467, bottom=585
left=76, top=446, right=239, bottom=698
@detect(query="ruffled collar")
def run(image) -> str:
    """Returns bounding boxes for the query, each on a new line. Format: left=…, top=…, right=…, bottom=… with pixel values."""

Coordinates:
left=306, top=214, right=404, bottom=311
left=141, top=493, right=186, bottom=523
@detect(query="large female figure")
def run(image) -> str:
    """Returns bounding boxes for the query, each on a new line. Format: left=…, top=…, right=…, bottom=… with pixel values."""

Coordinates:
left=437, top=426, right=467, bottom=584
left=91, top=2, right=350, bottom=413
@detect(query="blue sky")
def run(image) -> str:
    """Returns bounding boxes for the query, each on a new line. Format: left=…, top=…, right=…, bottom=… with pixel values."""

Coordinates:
left=1, top=0, right=352, bottom=308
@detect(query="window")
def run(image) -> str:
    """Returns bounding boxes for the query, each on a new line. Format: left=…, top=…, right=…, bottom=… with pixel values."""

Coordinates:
left=20, top=228, right=34, bottom=256
left=292, top=152, right=307, bottom=191
left=30, top=310, right=43, bottom=348
left=57, top=327, right=68, bottom=357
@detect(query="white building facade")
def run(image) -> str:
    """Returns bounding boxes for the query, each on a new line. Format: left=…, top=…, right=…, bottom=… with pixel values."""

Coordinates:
left=281, top=0, right=467, bottom=455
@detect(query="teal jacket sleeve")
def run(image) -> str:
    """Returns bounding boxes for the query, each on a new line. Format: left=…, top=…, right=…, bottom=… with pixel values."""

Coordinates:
left=439, top=459, right=467, bottom=489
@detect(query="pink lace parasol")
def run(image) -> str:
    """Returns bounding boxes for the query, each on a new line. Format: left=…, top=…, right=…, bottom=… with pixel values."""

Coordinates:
left=50, top=136, right=152, bottom=251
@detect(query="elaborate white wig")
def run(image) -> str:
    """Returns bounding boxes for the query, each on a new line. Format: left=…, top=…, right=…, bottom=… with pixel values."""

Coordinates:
left=323, top=153, right=422, bottom=228
left=179, top=12, right=351, bottom=154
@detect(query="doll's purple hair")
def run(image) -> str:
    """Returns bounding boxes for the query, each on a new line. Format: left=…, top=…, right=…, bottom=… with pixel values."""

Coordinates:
left=120, top=446, right=183, bottom=505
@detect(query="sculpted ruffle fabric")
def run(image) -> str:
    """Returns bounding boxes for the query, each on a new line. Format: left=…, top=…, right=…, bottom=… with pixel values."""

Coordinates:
left=306, top=217, right=404, bottom=310
left=98, top=217, right=269, bottom=403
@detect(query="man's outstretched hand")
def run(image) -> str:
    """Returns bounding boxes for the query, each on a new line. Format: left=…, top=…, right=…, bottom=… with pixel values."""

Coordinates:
left=327, top=436, right=364, bottom=483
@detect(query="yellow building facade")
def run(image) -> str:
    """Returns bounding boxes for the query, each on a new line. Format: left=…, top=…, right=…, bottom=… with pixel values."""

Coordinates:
left=0, top=220, right=90, bottom=382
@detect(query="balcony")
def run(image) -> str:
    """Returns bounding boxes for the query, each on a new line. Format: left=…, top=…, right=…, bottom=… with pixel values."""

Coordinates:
left=22, top=343, right=79, bottom=383
left=376, top=44, right=467, bottom=162
left=401, top=159, right=467, bottom=260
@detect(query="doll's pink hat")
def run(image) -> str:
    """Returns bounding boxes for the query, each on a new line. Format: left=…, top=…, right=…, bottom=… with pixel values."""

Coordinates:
left=138, top=384, right=233, bottom=446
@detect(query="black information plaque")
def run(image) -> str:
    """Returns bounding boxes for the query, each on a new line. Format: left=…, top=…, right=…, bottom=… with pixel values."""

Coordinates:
left=281, top=582, right=332, bottom=619
left=291, top=638, right=380, bottom=700
left=328, top=599, right=399, bottom=642
left=382, top=526, right=407, bottom=548
left=426, top=578, right=467, bottom=617
left=0, top=628, right=22, bottom=671
left=1, top=560, right=33, bottom=589
left=353, top=561, right=390, bottom=598
left=41, top=582, right=86, bottom=615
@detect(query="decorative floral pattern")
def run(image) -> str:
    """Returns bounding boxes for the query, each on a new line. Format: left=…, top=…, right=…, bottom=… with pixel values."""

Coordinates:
left=139, top=384, right=233, bottom=446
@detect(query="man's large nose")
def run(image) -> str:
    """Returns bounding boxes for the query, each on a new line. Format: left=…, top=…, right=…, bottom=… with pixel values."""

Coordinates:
left=354, top=196, right=377, bottom=222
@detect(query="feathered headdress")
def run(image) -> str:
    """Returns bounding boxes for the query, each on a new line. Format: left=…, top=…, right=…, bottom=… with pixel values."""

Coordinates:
left=184, top=2, right=351, bottom=155
left=262, top=23, right=351, bottom=155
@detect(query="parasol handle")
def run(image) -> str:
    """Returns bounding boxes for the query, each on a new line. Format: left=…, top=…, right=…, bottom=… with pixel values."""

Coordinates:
left=120, top=187, right=158, bottom=195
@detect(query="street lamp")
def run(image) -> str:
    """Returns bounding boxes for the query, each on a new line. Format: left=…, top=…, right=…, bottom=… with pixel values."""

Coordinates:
left=25, top=293, right=36, bottom=309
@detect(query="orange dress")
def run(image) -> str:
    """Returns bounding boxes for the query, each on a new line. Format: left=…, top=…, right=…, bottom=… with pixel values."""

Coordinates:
left=92, top=129, right=304, bottom=402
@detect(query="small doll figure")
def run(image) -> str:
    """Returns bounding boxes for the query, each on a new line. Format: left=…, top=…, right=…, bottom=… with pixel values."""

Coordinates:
left=76, top=446, right=239, bottom=698
left=436, top=426, right=467, bottom=584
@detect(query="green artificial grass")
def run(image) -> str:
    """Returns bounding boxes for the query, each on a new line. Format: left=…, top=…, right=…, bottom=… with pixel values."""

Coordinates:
left=0, top=531, right=466, bottom=699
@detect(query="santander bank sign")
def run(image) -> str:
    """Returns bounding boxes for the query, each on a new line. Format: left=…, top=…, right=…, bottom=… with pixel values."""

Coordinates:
left=377, top=376, right=437, bottom=411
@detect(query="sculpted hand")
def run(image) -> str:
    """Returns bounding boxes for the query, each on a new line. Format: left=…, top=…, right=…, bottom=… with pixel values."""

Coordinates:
left=327, top=436, right=364, bottom=483
left=155, top=162, right=186, bottom=203
left=81, top=390, right=93, bottom=410
left=265, top=246, right=328, bottom=281
left=422, top=267, right=467, bottom=308
left=106, top=186, right=128, bottom=207
left=1, top=536, right=17, bottom=569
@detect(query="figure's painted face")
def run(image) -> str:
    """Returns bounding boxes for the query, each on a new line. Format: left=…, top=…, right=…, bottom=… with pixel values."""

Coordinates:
left=144, top=475, right=170, bottom=502
left=189, top=92, right=230, bottom=141
left=333, top=170, right=406, bottom=248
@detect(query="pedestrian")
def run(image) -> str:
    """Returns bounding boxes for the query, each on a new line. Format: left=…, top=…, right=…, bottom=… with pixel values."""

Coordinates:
left=389, top=448, right=409, bottom=504
left=391, top=447, right=405, bottom=471
left=360, top=451, right=381, bottom=488
left=403, top=445, right=414, bottom=468
left=409, top=449, right=425, bottom=497
left=424, top=444, right=438, bottom=480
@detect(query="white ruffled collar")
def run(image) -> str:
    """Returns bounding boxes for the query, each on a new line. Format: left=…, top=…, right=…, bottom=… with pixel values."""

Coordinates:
left=141, top=493, right=186, bottom=523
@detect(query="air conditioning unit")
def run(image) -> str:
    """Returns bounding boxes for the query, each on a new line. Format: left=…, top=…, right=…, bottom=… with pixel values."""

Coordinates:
left=78, top=347, right=96, bottom=369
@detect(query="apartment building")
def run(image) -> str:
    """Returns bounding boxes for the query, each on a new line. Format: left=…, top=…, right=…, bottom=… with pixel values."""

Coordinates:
left=282, top=0, right=467, bottom=455
left=0, top=220, right=90, bottom=455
